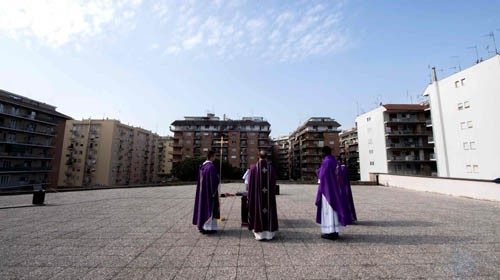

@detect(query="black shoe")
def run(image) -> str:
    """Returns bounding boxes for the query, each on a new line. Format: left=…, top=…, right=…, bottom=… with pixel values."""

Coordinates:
left=202, top=230, right=217, bottom=234
left=321, top=233, right=339, bottom=240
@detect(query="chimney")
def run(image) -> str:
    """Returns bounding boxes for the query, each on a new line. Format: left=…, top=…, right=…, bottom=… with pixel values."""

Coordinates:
left=431, top=67, right=438, bottom=83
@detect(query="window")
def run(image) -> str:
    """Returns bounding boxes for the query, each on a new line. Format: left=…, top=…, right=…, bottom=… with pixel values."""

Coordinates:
left=473, top=165, right=479, bottom=173
left=329, top=141, right=334, bottom=145
left=231, top=155, right=236, bottom=159
left=367, top=117, right=371, bottom=122
left=455, top=81, right=460, bottom=88
left=461, top=78, right=466, bottom=86
left=458, top=103, right=464, bottom=110
left=369, top=149, right=374, bottom=154
left=466, top=165, right=472, bottom=173
left=463, top=142, right=469, bottom=150
left=464, top=101, right=470, bottom=109
left=370, top=161, right=374, bottom=166
left=0, top=175, right=9, bottom=185
left=460, top=122, right=466, bottom=130
left=467, top=121, right=473, bottom=128
left=470, top=141, right=476, bottom=150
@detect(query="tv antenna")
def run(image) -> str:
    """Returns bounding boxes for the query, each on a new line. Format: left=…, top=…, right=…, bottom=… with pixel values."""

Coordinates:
left=450, top=56, right=462, bottom=71
left=467, top=46, right=479, bottom=63
left=483, top=31, right=498, bottom=54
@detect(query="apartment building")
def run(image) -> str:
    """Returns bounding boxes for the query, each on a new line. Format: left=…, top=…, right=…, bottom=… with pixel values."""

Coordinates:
left=271, top=136, right=291, bottom=180
left=170, top=114, right=271, bottom=170
left=158, top=136, right=174, bottom=178
left=339, top=127, right=360, bottom=180
left=356, top=104, right=436, bottom=181
left=58, top=119, right=160, bottom=187
left=423, top=54, right=500, bottom=180
left=0, top=89, right=71, bottom=191
left=289, top=117, right=341, bottom=180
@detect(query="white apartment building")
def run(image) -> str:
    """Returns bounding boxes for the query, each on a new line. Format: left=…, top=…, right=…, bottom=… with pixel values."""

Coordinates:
left=423, top=54, right=500, bottom=180
left=356, top=104, right=436, bottom=181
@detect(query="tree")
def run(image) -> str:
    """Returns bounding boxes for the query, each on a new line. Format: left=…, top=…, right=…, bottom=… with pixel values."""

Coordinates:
left=171, top=157, right=244, bottom=181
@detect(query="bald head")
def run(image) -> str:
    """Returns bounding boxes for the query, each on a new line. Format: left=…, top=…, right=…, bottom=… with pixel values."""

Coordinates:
left=259, top=150, right=268, bottom=160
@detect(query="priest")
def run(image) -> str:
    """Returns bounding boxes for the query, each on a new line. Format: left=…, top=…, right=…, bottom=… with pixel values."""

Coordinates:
left=247, top=150, right=278, bottom=241
left=192, top=150, right=220, bottom=234
left=339, top=164, right=357, bottom=223
left=315, top=146, right=351, bottom=240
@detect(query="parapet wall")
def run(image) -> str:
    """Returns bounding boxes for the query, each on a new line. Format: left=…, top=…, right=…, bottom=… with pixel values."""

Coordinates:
left=372, top=173, right=500, bottom=202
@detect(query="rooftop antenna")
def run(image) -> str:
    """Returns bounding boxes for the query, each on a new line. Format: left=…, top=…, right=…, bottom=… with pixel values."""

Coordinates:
left=467, top=46, right=479, bottom=63
left=484, top=31, right=498, bottom=54
left=450, top=56, right=462, bottom=71
left=355, top=101, right=360, bottom=116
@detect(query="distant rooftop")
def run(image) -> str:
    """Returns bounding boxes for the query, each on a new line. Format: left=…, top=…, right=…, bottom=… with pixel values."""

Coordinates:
left=0, top=88, right=72, bottom=119
left=382, top=104, right=429, bottom=111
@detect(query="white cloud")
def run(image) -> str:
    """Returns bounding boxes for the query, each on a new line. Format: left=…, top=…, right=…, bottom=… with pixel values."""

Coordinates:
left=0, top=0, right=142, bottom=48
left=165, top=45, right=181, bottom=55
left=154, top=0, right=348, bottom=61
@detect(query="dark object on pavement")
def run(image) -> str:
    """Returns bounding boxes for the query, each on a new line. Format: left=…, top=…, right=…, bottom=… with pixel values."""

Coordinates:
left=493, top=178, right=500, bottom=184
left=276, top=184, right=280, bottom=195
left=32, top=185, right=45, bottom=205
left=241, top=193, right=249, bottom=227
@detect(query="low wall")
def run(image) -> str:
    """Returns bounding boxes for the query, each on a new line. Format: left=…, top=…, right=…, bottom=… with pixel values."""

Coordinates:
left=374, top=173, right=500, bottom=202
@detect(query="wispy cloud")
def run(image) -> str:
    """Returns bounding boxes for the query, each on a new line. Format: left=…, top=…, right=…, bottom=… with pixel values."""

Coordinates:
left=0, top=0, right=142, bottom=48
left=0, top=0, right=349, bottom=61
left=152, top=0, right=348, bottom=61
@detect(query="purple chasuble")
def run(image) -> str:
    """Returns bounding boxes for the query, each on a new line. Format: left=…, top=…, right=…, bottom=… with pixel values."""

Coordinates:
left=315, top=155, right=352, bottom=226
left=247, top=160, right=279, bottom=233
left=192, top=161, right=220, bottom=230
left=339, top=165, right=357, bottom=223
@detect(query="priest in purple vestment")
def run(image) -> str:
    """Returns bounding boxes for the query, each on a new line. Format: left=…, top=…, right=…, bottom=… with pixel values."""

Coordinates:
left=315, top=146, right=352, bottom=240
left=192, top=151, right=220, bottom=234
left=339, top=164, right=357, bottom=223
left=247, top=150, right=278, bottom=241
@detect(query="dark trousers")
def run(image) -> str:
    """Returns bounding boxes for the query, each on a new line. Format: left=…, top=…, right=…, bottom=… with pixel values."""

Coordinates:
left=241, top=194, right=248, bottom=226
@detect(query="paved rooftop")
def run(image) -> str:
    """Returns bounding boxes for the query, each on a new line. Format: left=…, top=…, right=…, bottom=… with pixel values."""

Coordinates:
left=0, top=183, right=499, bottom=279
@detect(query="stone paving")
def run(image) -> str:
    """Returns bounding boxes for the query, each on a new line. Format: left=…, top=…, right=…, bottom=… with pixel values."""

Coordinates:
left=0, top=183, right=499, bottom=279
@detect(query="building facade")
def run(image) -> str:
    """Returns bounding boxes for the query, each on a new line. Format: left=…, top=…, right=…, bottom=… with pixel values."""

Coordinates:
left=423, top=54, right=500, bottom=180
left=289, top=117, right=341, bottom=180
left=58, top=119, right=160, bottom=187
left=0, top=89, right=71, bottom=191
left=170, top=114, right=271, bottom=170
left=356, top=104, right=436, bottom=181
left=158, top=136, right=174, bottom=178
left=339, top=127, right=360, bottom=181
left=271, top=136, right=291, bottom=180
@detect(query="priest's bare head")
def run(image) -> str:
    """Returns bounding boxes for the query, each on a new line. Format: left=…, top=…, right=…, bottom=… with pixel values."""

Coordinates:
left=206, top=150, right=215, bottom=161
left=259, top=150, right=268, bottom=160
left=322, top=146, right=332, bottom=157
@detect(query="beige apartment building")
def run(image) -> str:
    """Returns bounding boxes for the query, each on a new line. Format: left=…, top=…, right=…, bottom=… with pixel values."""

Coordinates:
left=271, top=136, right=291, bottom=180
left=58, top=119, right=161, bottom=187
left=158, top=136, right=174, bottom=178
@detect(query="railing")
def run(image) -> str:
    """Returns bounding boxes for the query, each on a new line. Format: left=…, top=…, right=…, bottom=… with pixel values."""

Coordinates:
left=0, top=153, right=52, bottom=159
left=0, top=110, right=57, bottom=125
left=385, top=118, right=423, bottom=123
left=0, top=167, right=52, bottom=173
left=0, top=139, right=53, bottom=147
left=0, top=125, right=55, bottom=136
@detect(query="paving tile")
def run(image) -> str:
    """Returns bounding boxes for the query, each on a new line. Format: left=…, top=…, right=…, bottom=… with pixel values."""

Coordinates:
left=1, top=183, right=499, bottom=280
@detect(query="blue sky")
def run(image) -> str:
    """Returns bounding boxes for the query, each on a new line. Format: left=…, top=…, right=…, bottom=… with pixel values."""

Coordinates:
left=1, top=0, right=499, bottom=137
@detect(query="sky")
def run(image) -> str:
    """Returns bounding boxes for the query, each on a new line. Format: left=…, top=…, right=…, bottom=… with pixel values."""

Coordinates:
left=1, top=0, right=499, bottom=137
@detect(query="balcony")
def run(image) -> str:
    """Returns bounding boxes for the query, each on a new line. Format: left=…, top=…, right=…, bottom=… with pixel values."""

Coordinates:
left=0, top=167, right=52, bottom=174
left=0, top=125, right=56, bottom=137
left=384, top=118, right=425, bottom=123
left=0, top=153, right=53, bottom=160
left=428, top=136, right=434, bottom=144
left=0, top=110, right=58, bottom=126
left=426, top=120, right=432, bottom=127
left=385, top=130, right=431, bottom=137
left=386, top=143, right=434, bottom=149
left=0, top=139, right=54, bottom=148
